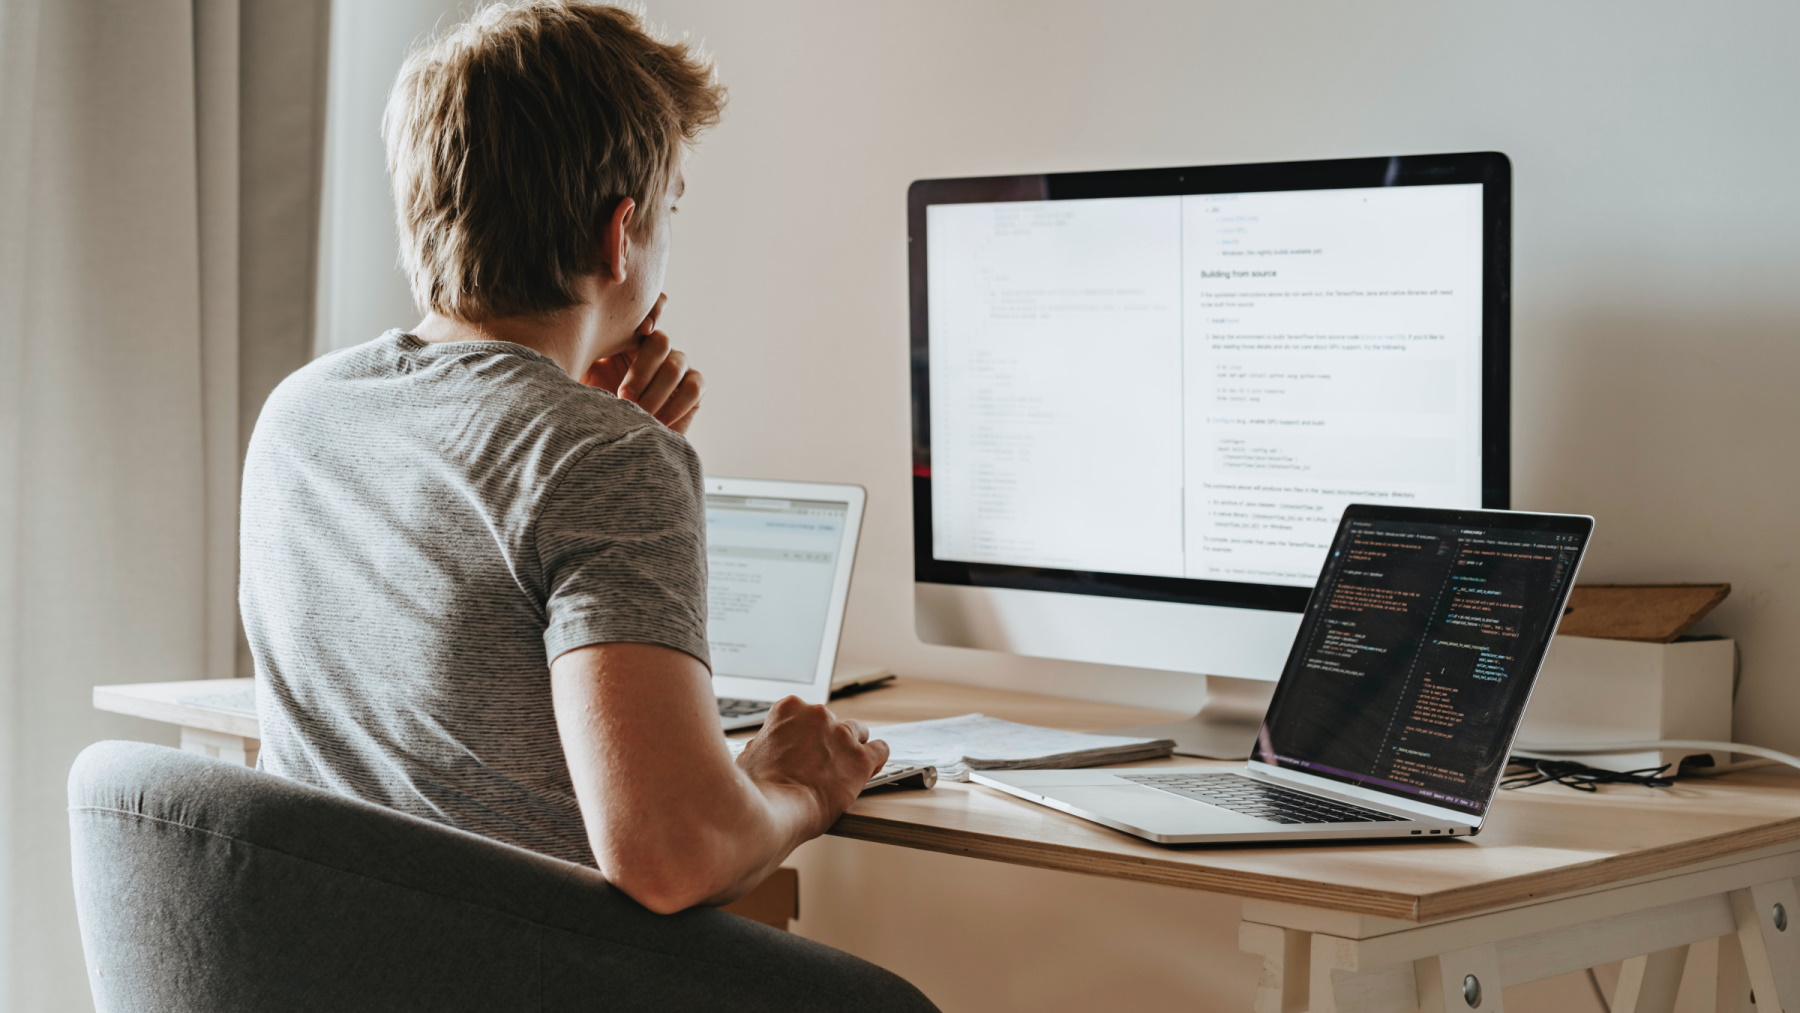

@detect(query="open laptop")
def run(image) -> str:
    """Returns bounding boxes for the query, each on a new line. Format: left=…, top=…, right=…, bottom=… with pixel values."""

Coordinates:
left=972, top=505, right=1593, bottom=844
left=703, top=477, right=871, bottom=731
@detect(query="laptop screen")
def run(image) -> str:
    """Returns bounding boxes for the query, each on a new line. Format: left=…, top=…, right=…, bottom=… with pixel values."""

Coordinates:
left=1252, top=507, right=1590, bottom=816
left=705, top=493, right=851, bottom=684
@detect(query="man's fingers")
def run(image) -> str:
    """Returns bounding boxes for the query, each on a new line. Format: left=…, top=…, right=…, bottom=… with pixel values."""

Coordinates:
left=655, top=370, right=704, bottom=428
left=583, top=354, right=630, bottom=392
left=637, top=293, right=668, bottom=337
left=666, top=401, right=700, bottom=436
left=844, top=719, right=870, bottom=744
left=866, top=738, right=891, bottom=773
left=634, top=349, right=688, bottom=415
left=618, top=331, right=670, bottom=400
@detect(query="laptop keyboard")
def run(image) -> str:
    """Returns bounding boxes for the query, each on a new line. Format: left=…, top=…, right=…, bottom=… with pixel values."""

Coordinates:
left=717, top=697, right=769, bottom=719
left=1120, top=772, right=1406, bottom=824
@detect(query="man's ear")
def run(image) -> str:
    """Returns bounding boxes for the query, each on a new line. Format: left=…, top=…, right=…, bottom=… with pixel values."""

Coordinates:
left=596, top=197, right=637, bottom=283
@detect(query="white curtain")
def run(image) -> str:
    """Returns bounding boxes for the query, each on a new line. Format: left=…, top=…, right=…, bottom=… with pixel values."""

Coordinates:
left=0, top=0, right=328, bottom=1007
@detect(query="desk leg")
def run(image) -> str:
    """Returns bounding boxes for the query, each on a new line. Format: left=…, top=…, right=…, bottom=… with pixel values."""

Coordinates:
left=1730, top=880, right=1800, bottom=1012
left=1717, top=933, right=1755, bottom=1013
left=179, top=726, right=259, bottom=768
left=1613, top=945, right=1688, bottom=1013
left=1244, top=855, right=1800, bottom=1013
left=1241, top=922, right=1309, bottom=1013
left=1416, top=943, right=1505, bottom=1013
left=721, top=866, right=799, bottom=932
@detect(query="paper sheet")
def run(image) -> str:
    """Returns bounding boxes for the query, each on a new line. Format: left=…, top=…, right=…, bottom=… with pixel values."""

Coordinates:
left=730, top=713, right=1174, bottom=781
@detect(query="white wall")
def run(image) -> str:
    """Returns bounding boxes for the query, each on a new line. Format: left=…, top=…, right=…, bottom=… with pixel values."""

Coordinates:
left=319, top=2, right=1800, bottom=1009
left=644, top=0, right=1800, bottom=726
left=314, top=0, right=474, bottom=354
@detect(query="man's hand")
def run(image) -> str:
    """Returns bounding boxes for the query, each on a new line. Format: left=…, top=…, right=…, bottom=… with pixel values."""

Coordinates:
left=582, top=293, right=704, bottom=434
left=735, top=697, right=891, bottom=836
left=551, top=643, right=881, bottom=913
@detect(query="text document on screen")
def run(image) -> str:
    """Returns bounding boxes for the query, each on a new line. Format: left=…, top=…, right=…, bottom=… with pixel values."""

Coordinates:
left=926, top=183, right=1484, bottom=588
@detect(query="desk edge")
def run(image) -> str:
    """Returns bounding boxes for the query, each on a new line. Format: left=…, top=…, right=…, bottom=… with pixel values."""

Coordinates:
left=830, top=810, right=1800, bottom=923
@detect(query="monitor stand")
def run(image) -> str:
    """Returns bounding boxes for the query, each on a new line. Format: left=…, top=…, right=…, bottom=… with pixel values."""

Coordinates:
left=1114, top=674, right=1277, bottom=760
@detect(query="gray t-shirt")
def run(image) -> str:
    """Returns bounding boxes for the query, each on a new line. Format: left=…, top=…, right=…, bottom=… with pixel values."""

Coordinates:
left=240, top=330, right=709, bottom=866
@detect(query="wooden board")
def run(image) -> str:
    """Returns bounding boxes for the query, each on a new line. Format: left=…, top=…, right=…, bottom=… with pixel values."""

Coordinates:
left=820, top=678, right=1800, bottom=924
left=93, top=678, right=259, bottom=738
left=1558, top=583, right=1731, bottom=643
left=98, top=674, right=1800, bottom=926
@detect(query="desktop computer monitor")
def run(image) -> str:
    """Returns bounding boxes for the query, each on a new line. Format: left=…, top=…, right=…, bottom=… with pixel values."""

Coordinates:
left=908, top=152, right=1511, bottom=756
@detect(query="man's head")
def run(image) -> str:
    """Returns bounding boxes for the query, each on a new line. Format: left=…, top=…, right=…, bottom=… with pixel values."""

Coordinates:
left=385, top=1, right=725, bottom=324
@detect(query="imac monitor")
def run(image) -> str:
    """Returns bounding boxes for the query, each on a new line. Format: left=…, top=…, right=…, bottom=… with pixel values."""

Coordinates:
left=908, top=152, right=1511, bottom=756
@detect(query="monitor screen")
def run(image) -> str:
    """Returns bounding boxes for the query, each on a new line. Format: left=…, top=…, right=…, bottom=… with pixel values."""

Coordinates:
left=705, top=494, right=850, bottom=684
left=910, top=153, right=1510, bottom=614
left=1252, top=507, right=1590, bottom=816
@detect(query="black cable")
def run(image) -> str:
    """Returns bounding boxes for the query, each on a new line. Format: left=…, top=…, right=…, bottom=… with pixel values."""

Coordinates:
left=1501, top=756, right=1675, bottom=792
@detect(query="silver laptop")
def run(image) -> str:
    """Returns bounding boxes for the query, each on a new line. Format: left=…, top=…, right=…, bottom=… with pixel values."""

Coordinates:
left=973, top=505, right=1593, bottom=844
left=703, top=477, right=875, bottom=731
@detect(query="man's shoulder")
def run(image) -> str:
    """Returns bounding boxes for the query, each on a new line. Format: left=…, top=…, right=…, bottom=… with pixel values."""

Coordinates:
left=251, top=331, right=693, bottom=504
left=267, top=330, right=659, bottom=439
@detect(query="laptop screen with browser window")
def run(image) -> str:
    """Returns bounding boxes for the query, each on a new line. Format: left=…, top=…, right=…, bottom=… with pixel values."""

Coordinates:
left=1252, top=506, right=1590, bottom=817
left=705, top=494, right=851, bottom=684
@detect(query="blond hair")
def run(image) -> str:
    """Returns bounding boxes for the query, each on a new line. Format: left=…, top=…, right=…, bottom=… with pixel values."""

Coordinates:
left=384, top=1, right=725, bottom=320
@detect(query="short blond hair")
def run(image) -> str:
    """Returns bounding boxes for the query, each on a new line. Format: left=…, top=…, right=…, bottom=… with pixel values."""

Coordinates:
left=384, top=1, right=725, bottom=320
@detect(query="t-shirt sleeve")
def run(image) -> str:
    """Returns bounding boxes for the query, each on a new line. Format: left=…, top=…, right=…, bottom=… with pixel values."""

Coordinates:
left=534, top=424, right=710, bottom=667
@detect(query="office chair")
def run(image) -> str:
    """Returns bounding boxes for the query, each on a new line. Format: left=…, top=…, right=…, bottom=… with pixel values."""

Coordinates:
left=68, top=740, right=936, bottom=1012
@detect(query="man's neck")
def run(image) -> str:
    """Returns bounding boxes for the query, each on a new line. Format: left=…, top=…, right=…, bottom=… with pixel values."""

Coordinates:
left=412, top=308, right=604, bottom=381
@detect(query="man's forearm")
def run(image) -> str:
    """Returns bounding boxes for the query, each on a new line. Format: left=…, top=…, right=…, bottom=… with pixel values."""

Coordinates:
left=552, top=644, right=879, bottom=915
left=594, top=772, right=820, bottom=913
left=552, top=643, right=829, bottom=914
left=694, top=781, right=822, bottom=906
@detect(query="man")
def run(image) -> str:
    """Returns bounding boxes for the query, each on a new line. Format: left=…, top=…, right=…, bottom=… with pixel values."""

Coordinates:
left=240, top=2, right=932, bottom=1006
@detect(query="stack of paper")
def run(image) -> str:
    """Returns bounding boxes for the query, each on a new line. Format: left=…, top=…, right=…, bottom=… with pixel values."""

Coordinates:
left=866, top=713, right=1175, bottom=782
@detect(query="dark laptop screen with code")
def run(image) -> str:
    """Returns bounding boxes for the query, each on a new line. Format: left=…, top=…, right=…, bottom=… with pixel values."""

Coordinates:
left=1252, top=505, right=1591, bottom=817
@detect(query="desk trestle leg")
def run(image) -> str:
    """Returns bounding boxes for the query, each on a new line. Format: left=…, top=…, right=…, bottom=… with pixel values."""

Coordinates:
left=179, top=727, right=259, bottom=768
left=1731, top=881, right=1800, bottom=1012
left=1241, top=922, right=1310, bottom=1013
left=1243, top=868, right=1800, bottom=1013
left=1613, top=945, right=1688, bottom=1013
left=1414, top=944, right=1505, bottom=1013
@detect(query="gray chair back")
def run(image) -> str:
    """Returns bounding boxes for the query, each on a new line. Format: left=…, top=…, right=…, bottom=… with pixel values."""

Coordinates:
left=69, top=740, right=936, bottom=1012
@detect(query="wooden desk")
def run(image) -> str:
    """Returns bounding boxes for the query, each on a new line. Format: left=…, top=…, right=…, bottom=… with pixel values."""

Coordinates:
left=96, top=677, right=1800, bottom=1013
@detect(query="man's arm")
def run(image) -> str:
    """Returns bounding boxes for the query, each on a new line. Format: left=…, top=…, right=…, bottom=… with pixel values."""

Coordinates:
left=551, top=641, right=888, bottom=914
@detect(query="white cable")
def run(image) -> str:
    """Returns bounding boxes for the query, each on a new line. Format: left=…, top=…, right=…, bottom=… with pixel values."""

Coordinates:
left=1684, top=759, right=1778, bottom=775
left=1512, top=739, right=1800, bottom=775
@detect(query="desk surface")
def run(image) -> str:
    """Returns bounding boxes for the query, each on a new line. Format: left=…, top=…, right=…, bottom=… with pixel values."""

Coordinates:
left=96, top=675, right=1800, bottom=924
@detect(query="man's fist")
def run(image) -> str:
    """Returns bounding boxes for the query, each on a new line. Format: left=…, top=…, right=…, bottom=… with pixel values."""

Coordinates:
left=583, top=293, right=704, bottom=434
left=735, top=697, right=891, bottom=835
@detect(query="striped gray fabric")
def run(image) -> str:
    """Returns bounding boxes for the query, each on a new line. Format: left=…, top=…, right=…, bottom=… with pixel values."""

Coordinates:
left=239, top=330, right=709, bottom=866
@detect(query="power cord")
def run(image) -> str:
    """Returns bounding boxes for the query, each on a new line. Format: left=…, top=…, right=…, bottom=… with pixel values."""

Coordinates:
left=1502, top=757, right=1673, bottom=792
left=1512, top=739, right=1800, bottom=777
left=1502, top=739, right=1800, bottom=794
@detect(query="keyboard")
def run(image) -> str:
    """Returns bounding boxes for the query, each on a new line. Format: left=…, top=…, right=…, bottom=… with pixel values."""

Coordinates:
left=865, top=761, right=937, bottom=791
left=717, top=697, right=770, bottom=720
left=1120, top=772, right=1405, bottom=824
